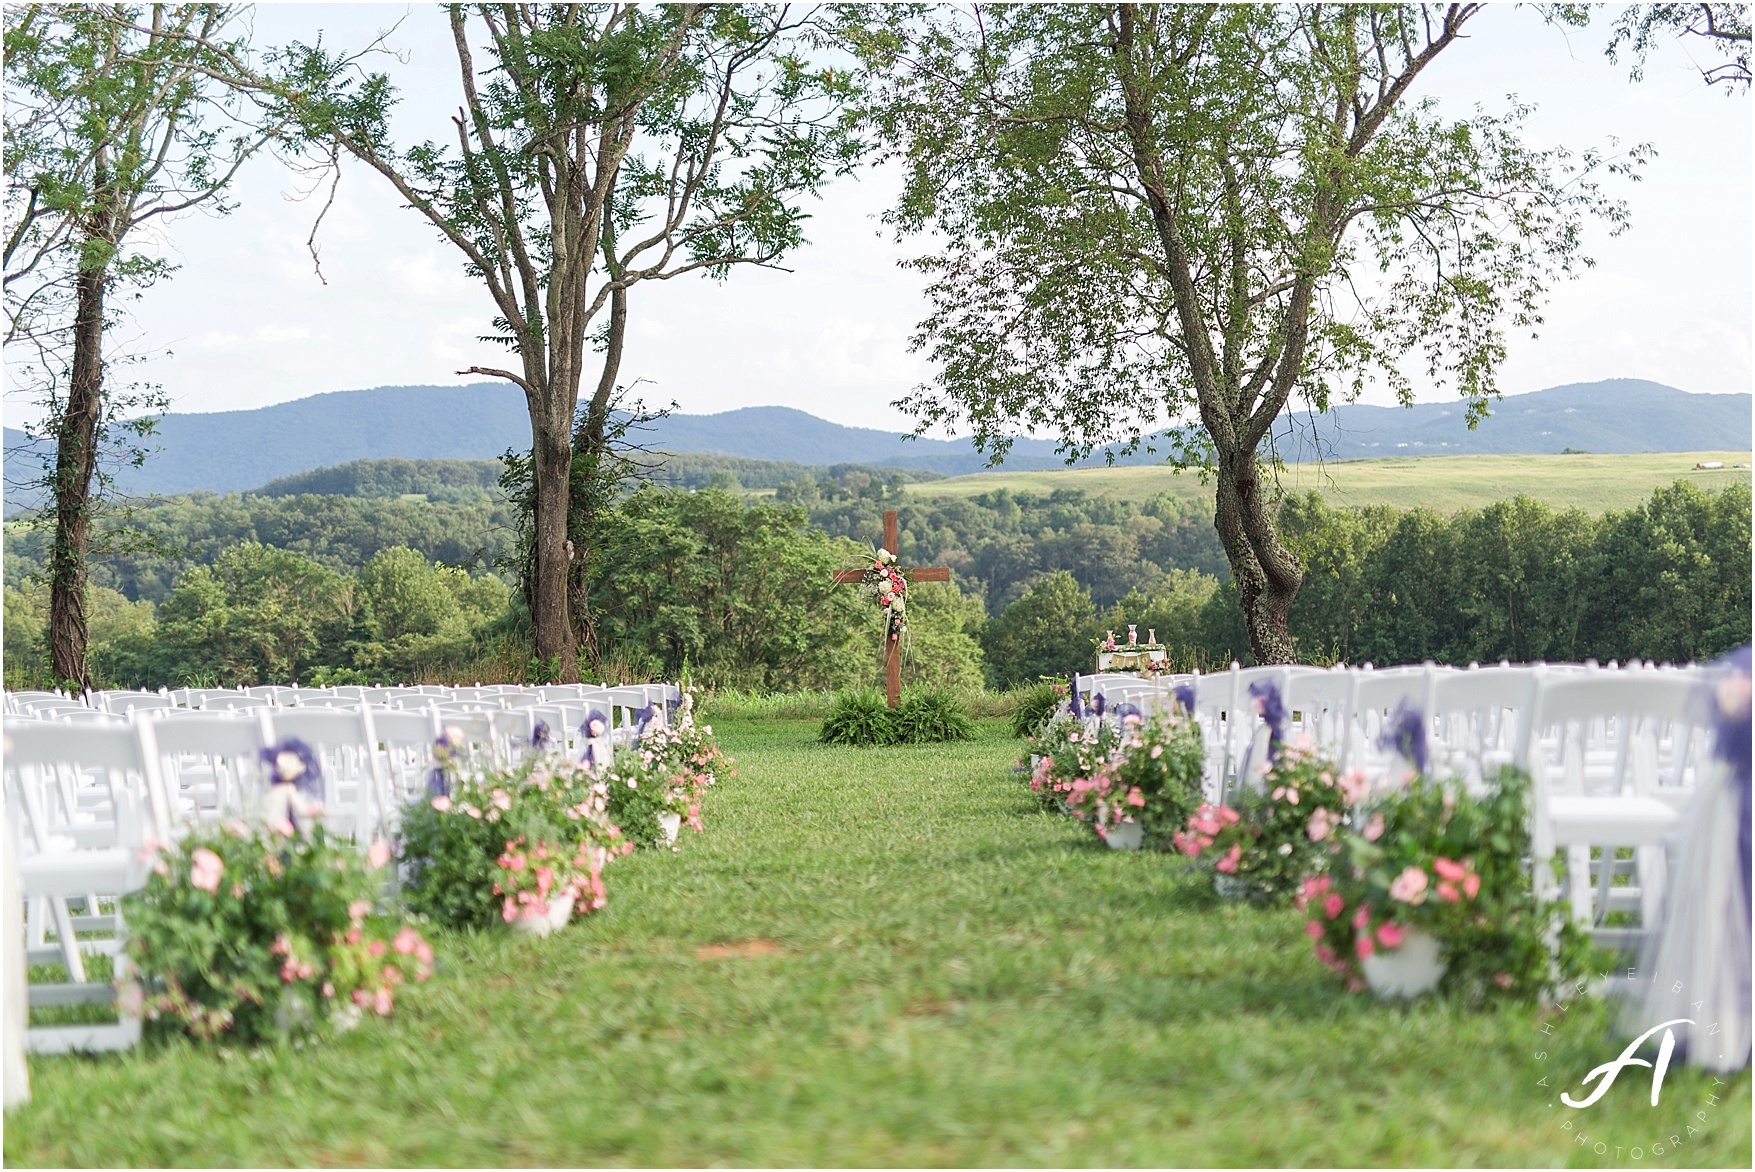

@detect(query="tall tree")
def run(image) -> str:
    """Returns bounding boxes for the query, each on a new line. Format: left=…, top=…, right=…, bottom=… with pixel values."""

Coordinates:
left=202, top=3, right=860, bottom=679
left=851, top=4, right=1643, bottom=662
left=3, top=3, right=272, bottom=687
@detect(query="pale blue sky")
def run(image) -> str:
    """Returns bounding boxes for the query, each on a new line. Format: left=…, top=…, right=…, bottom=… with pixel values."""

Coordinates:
left=7, top=3, right=1750, bottom=436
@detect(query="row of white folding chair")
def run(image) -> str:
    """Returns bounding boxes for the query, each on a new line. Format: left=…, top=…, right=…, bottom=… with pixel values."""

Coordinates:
left=96, top=692, right=177, bottom=716
left=140, top=707, right=395, bottom=841
left=1088, top=661, right=1703, bottom=941
left=8, top=697, right=94, bottom=720
left=3, top=690, right=71, bottom=715
left=1305, top=662, right=1705, bottom=939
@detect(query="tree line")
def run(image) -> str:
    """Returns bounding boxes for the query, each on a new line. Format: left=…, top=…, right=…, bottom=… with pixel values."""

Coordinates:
left=982, top=480, right=1752, bottom=685
left=6, top=479, right=1746, bottom=693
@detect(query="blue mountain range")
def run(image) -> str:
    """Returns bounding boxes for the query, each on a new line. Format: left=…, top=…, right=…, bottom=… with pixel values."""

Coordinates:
left=3, top=377, right=1747, bottom=502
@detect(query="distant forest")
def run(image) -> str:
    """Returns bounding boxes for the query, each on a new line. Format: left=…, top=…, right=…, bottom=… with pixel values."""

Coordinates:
left=4, top=454, right=1748, bottom=691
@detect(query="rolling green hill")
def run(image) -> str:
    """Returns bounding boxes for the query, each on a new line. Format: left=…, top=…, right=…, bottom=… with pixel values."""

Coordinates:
left=909, top=450, right=1753, bottom=514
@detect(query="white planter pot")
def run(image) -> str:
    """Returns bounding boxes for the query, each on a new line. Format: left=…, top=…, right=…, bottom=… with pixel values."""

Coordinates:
left=1104, top=820, right=1144, bottom=850
left=657, top=812, right=682, bottom=847
left=1213, top=874, right=1252, bottom=900
left=511, top=891, right=576, bottom=938
left=1362, top=927, right=1446, bottom=998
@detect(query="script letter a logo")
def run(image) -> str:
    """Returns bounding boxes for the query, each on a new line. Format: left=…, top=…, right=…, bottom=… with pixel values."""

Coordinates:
left=1561, top=1020, right=1692, bottom=1109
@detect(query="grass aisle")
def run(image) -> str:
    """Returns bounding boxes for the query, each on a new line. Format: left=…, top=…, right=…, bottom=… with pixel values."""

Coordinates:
left=6, top=719, right=1750, bottom=1166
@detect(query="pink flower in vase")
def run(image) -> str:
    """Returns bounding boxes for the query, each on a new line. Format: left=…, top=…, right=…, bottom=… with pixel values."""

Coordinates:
left=189, top=848, right=224, bottom=894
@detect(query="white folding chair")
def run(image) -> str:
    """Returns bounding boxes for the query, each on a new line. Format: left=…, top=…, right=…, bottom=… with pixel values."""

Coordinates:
left=428, top=710, right=500, bottom=778
left=366, top=707, right=443, bottom=808
left=99, top=692, right=175, bottom=717
left=260, top=707, right=394, bottom=844
left=140, top=711, right=271, bottom=826
left=1520, top=671, right=1707, bottom=943
left=16, top=699, right=91, bottom=719
left=1284, top=667, right=1359, bottom=762
left=1346, top=664, right=1437, bottom=779
left=598, top=687, right=659, bottom=744
left=3, top=719, right=168, bottom=1053
left=1424, top=665, right=1539, bottom=789
left=197, top=694, right=272, bottom=713
left=293, top=694, right=371, bottom=710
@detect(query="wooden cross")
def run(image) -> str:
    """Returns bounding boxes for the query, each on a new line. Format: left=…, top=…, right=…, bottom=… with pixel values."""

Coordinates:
left=833, top=509, right=950, bottom=708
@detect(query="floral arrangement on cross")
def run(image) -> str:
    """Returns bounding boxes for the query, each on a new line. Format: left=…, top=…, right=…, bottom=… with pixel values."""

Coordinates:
left=861, top=545, right=910, bottom=645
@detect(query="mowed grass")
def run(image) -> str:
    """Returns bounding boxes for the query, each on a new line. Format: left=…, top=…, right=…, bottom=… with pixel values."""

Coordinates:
left=6, top=720, right=1750, bottom=1167
left=910, top=451, right=1752, bottom=514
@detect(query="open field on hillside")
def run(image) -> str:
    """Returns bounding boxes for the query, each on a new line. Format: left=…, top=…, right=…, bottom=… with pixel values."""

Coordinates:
left=909, top=451, right=1753, bottom=514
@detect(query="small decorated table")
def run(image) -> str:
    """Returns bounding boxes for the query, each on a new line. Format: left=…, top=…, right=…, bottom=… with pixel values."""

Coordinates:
left=1097, top=646, right=1168, bottom=673
left=1096, top=626, right=1168, bottom=673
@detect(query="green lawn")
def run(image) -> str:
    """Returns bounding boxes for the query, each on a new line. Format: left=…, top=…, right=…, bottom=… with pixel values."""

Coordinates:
left=6, top=719, right=1750, bottom=1166
left=910, top=451, right=1753, bottom=514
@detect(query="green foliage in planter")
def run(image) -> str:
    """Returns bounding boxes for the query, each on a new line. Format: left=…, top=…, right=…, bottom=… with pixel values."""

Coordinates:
left=399, top=756, right=625, bottom=930
left=1008, top=679, right=1066, bottom=739
left=600, top=750, right=695, bottom=849
left=124, top=824, right=429, bottom=1043
left=397, top=792, right=510, bottom=930
left=1309, top=766, right=1599, bottom=1002
left=819, top=687, right=897, bottom=746
left=893, top=686, right=976, bottom=744
left=1112, top=712, right=1206, bottom=850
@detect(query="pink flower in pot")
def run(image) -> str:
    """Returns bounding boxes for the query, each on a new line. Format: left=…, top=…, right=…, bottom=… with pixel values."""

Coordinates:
left=1388, top=866, right=1429, bottom=905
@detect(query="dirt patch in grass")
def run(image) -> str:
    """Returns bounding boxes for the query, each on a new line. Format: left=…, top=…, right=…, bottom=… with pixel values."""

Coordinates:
left=694, top=939, right=786, bottom=960
left=899, top=996, right=959, bottom=1017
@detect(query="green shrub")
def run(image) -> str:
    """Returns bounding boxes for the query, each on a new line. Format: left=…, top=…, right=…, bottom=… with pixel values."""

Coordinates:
left=894, top=687, right=975, bottom=744
left=1007, top=680, right=1066, bottom=739
left=819, top=687, right=897, bottom=746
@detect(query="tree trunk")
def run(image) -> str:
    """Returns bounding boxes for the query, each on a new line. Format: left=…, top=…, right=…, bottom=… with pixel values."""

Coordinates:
left=48, top=261, right=106, bottom=689
left=569, top=278, right=628, bottom=673
left=530, top=408, right=579, bottom=682
left=1213, top=444, right=1301, bottom=665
